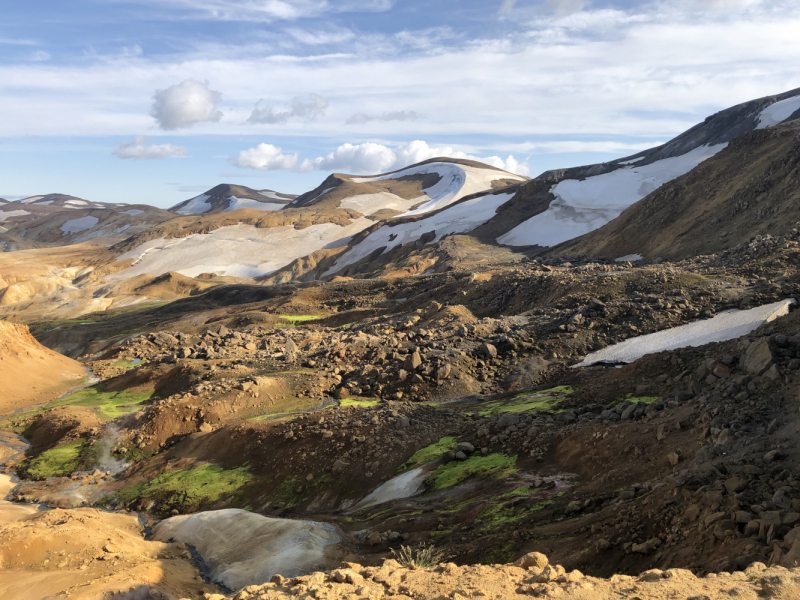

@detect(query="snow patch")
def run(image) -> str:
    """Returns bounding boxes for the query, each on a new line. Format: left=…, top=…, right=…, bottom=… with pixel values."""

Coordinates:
left=112, top=220, right=372, bottom=280
left=339, top=192, right=411, bottom=215
left=112, top=225, right=130, bottom=235
left=65, top=200, right=87, bottom=206
left=0, top=210, right=31, bottom=219
left=615, top=254, right=643, bottom=262
left=60, top=216, right=100, bottom=235
left=19, top=196, right=44, bottom=204
left=352, top=467, right=429, bottom=510
left=325, top=191, right=515, bottom=276
left=121, top=209, right=144, bottom=216
left=223, top=196, right=285, bottom=212
left=619, top=157, right=645, bottom=165
left=175, top=194, right=212, bottom=215
left=756, top=95, right=800, bottom=129
left=498, top=144, right=726, bottom=248
left=152, top=509, right=342, bottom=590
left=574, top=299, right=795, bottom=367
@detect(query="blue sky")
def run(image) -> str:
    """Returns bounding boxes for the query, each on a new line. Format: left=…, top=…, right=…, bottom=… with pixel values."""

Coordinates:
left=1, top=0, right=798, bottom=207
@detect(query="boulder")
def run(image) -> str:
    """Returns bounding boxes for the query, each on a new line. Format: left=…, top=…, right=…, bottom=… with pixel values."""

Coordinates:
left=742, top=338, right=773, bottom=375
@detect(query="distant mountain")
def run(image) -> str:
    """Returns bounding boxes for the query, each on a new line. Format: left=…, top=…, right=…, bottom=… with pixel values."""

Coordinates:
left=169, top=184, right=296, bottom=215
left=291, top=157, right=527, bottom=219
left=15, top=193, right=119, bottom=210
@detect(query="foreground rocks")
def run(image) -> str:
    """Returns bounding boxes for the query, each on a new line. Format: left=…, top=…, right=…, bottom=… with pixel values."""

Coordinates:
left=206, top=553, right=800, bottom=600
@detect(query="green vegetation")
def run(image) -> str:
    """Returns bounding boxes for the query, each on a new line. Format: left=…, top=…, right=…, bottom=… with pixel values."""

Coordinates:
left=610, top=393, right=659, bottom=407
left=426, top=453, right=517, bottom=490
left=391, top=544, right=450, bottom=568
left=398, top=436, right=457, bottom=473
left=339, top=397, right=381, bottom=408
left=496, top=486, right=538, bottom=500
left=476, top=498, right=554, bottom=531
left=49, top=386, right=154, bottom=420
left=475, top=386, right=574, bottom=417
left=17, top=441, right=86, bottom=479
left=276, top=314, right=321, bottom=327
left=116, top=463, right=255, bottom=514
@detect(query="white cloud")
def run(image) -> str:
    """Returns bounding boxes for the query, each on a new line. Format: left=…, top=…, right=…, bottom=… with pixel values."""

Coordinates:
left=236, top=140, right=530, bottom=176
left=345, top=110, right=422, bottom=125
left=151, top=79, right=222, bottom=130
left=234, top=143, right=299, bottom=170
left=286, top=28, right=355, bottom=45
left=113, top=136, right=189, bottom=159
left=248, top=93, right=328, bottom=124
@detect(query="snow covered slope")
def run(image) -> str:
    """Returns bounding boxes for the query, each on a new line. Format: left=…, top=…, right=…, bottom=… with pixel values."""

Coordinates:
left=112, top=219, right=373, bottom=279
left=495, top=87, right=800, bottom=250
left=498, top=144, right=725, bottom=247
left=324, top=191, right=516, bottom=276
left=171, top=184, right=295, bottom=215
left=292, top=158, right=527, bottom=218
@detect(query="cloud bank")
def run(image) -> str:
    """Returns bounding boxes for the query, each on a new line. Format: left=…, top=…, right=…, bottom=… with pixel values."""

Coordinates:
left=235, top=140, right=529, bottom=175
left=113, top=136, right=189, bottom=159
left=151, top=79, right=222, bottom=130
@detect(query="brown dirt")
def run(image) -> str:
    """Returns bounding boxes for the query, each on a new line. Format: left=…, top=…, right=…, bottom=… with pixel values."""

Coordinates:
left=0, top=320, right=86, bottom=416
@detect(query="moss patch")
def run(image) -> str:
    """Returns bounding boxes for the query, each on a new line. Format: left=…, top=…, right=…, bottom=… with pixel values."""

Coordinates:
left=50, top=386, right=153, bottom=420
left=475, top=386, right=574, bottom=417
left=399, top=436, right=457, bottom=473
left=426, top=453, right=517, bottom=490
left=339, top=397, right=381, bottom=408
left=116, top=463, right=255, bottom=514
left=17, top=441, right=85, bottom=479
left=611, top=393, right=660, bottom=407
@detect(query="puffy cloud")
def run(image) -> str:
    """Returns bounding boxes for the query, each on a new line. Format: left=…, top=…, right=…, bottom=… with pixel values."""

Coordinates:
left=345, top=110, right=422, bottom=125
left=113, top=136, right=189, bottom=159
left=151, top=79, right=222, bottom=130
left=236, top=139, right=529, bottom=176
left=234, top=143, right=299, bottom=170
left=248, top=93, right=329, bottom=125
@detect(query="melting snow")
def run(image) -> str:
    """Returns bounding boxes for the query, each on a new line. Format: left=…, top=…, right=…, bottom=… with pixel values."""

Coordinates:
left=339, top=192, right=410, bottom=215
left=113, top=220, right=372, bottom=280
left=352, top=466, right=429, bottom=510
left=152, top=509, right=342, bottom=590
left=223, top=196, right=285, bottom=212
left=325, top=191, right=516, bottom=276
left=19, top=196, right=44, bottom=204
left=498, top=144, right=726, bottom=248
left=615, top=254, right=643, bottom=262
left=756, top=94, right=800, bottom=129
left=121, top=209, right=143, bottom=216
left=60, top=216, right=99, bottom=235
left=175, top=194, right=212, bottom=215
left=574, top=299, right=795, bottom=367
left=258, top=190, right=289, bottom=200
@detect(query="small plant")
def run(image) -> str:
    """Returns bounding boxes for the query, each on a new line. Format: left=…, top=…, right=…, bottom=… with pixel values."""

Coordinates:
left=391, top=544, right=449, bottom=569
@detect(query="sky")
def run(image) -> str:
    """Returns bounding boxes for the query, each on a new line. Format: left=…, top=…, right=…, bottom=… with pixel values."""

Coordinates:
left=1, top=0, right=798, bottom=208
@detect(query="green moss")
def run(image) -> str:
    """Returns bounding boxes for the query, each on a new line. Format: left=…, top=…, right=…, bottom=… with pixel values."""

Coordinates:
left=276, top=315, right=321, bottom=327
left=426, top=453, right=517, bottom=490
left=17, top=441, right=84, bottom=479
left=339, top=397, right=381, bottom=408
left=614, top=393, right=659, bottom=406
left=475, top=386, right=574, bottom=417
left=116, top=463, right=254, bottom=514
left=476, top=498, right=554, bottom=531
left=496, top=486, right=537, bottom=500
left=11, top=385, right=154, bottom=423
left=399, top=436, right=457, bottom=473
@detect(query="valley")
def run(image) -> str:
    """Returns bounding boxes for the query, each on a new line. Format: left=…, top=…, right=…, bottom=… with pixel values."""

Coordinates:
left=2, top=87, right=800, bottom=599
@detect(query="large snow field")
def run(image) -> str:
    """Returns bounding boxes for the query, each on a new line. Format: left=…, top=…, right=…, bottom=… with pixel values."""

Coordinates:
left=258, top=190, right=290, bottom=200
left=0, top=210, right=31, bottom=219
left=152, top=509, right=342, bottom=590
left=324, top=191, right=516, bottom=276
left=175, top=193, right=212, bottom=215
left=757, top=94, right=800, bottom=129
left=351, top=162, right=526, bottom=218
left=339, top=191, right=413, bottom=215
left=223, top=196, right=285, bottom=212
left=113, top=220, right=372, bottom=279
left=60, top=216, right=100, bottom=235
left=497, top=144, right=726, bottom=248
left=574, top=299, right=795, bottom=367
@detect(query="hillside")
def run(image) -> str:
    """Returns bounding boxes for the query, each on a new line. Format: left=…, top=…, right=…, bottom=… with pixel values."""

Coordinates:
left=551, top=120, right=800, bottom=260
left=170, top=184, right=295, bottom=215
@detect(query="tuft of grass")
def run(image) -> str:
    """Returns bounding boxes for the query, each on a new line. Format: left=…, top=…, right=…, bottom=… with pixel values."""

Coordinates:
left=17, top=441, right=85, bottom=479
left=426, top=453, right=517, bottom=490
left=475, top=386, right=574, bottom=418
left=399, top=436, right=457, bottom=473
left=391, top=544, right=449, bottom=568
left=339, top=397, right=381, bottom=408
left=116, top=463, right=254, bottom=514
